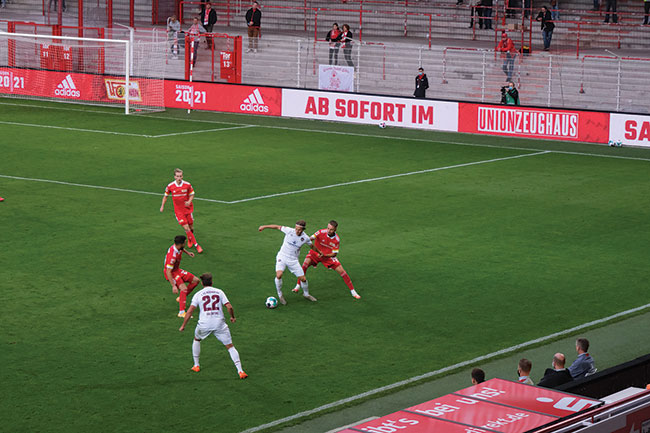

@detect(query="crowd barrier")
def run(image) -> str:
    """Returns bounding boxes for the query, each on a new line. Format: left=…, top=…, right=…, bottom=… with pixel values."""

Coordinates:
left=2, top=68, right=649, bottom=148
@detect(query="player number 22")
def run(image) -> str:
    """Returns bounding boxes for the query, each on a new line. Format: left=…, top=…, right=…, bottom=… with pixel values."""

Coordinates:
left=202, top=294, right=220, bottom=311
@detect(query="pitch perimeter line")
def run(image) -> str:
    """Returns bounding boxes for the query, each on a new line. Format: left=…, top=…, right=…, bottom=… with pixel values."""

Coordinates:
left=240, top=302, right=650, bottom=433
left=0, top=152, right=548, bottom=205
left=227, top=151, right=550, bottom=204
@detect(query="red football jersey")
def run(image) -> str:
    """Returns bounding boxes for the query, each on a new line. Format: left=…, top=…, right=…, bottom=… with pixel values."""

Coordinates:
left=312, top=229, right=340, bottom=256
left=163, top=244, right=183, bottom=274
left=164, top=181, right=194, bottom=212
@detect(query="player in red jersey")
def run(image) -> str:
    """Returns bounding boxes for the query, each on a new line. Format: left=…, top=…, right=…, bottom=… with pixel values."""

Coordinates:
left=160, top=168, right=203, bottom=253
left=164, top=234, right=201, bottom=318
left=293, top=220, right=360, bottom=299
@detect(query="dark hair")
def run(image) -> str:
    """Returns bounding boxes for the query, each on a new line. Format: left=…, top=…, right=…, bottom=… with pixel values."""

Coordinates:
left=329, top=220, right=338, bottom=228
left=296, top=220, right=306, bottom=227
left=577, top=338, right=590, bottom=352
left=200, top=273, right=213, bottom=286
left=333, top=22, right=339, bottom=27
left=174, top=235, right=187, bottom=245
left=518, top=358, right=532, bottom=373
left=342, top=24, right=350, bottom=31
left=471, top=368, right=485, bottom=383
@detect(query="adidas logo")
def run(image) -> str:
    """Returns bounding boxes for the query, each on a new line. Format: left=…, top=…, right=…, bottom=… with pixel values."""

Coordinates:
left=240, top=88, right=269, bottom=113
left=54, top=74, right=81, bottom=98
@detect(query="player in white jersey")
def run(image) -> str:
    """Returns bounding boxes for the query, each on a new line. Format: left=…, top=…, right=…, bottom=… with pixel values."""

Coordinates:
left=258, top=219, right=318, bottom=304
left=179, top=273, right=248, bottom=379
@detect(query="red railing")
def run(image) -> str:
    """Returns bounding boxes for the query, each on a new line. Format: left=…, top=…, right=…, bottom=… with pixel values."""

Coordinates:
left=183, top=33, right=242, bottom=83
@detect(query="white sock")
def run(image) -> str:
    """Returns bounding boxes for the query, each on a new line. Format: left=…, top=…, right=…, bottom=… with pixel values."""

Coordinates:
left=192, top=340, right=201, bottom=366
left=300, top=279, right=309, bottom=295
left=228, top=346, right=243, bottom=373
left=275, top=277, right=283, bottom=296
left=351, top=289, right=359, bottom=297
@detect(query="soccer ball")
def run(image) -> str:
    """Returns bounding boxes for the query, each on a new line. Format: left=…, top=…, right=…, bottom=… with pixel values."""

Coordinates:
left=378, top=122, right=387, bottom=128
left=265, top=296, right=278, bottom=309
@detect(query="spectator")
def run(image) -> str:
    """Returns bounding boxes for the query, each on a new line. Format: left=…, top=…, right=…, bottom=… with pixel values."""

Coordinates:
left=523, top=0, right=532, bottom=18
left=414, top=67, right=429, bottom=98
left=568, top=338, right=596, bottom=379
left=167, top=15, right=182, bottom=60
left=517, top=358, right=534, bottom=384
left=187, top=17, right=206, bottom=66
left=200, top=2, right=217, bottom=49
left=48, top=0, right=66, bottom=12
left=497, top=31, right=517, bottom=82
left=501, top=81, right=520, bottom=105
left=592, top=0, right=600, bottom=10
left=604, top=0, right=618, bottom=23
left=326, top=23, right=342, bottom=65
left=471, top=368, right=486, bottom=384
left=469, top=0, right=482, bottom=28
left=550, top=0, right=559, bottom=20
left=536, top=6, right=555, bottom=51
left=341, top=24, right=354, bottom=67
left=538, top=353, right=573, bottom=389
left=245, top=1, right=262, bottom=53
left=645, top=0, right=650, bottom=24
left=481, top=0, right=493, bottom=29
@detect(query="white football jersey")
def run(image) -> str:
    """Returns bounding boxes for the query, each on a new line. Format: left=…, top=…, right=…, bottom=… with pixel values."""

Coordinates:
left=190, top=286, right=230, bottom=328
left=277, top=226, right=312, bottom=260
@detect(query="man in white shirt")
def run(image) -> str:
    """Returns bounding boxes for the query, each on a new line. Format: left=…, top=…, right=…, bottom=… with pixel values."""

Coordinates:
left=258, top=220, right=318, bottom=304
left=179, top=273, right=248, bottom=379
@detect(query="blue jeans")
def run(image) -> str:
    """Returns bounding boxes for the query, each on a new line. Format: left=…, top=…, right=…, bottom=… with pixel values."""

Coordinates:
left=502, top=53, right=515, bottom=80
left=551, top=8, right=559, bottom=20
left=483, top=7, right=493, bottom=29
left=543, top=29, right=553, bottom=49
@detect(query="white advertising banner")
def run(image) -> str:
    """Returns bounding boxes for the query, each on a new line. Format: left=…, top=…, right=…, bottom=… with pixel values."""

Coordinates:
left=282, top=88, right=459, bottom=131
left=318, top=65, right=354, bottom=92
left=609, top=113, right=650, bottom=148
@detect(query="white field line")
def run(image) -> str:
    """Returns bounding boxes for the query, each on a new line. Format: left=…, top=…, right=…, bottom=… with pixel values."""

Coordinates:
left=0, top=152, right=548, bottom=205
left=2, top=101, right=650, bottom=162
left=227, top=151, right=550, bottom=204
left=0, top=119, right=254, bottom=138
left=240, top=302, right=650, bottom=433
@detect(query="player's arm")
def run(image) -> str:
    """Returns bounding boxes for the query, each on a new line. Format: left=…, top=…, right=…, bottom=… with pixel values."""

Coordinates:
left=160, top=193, right=169, bottom=212
left=258, top=224, right=282, bottom=231
left=185, top=188, right=194, bottom=207
left=179, top=305, right=196, bottom=331
left=165, top=268, right=179, bottom=294
left=182, top=249, right=195, bottom=258
left=308, top=236, right=324, bottom=256
left=225, top=302, right=236, bottom=323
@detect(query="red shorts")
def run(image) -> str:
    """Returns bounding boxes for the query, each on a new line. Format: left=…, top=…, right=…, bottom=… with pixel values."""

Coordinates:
left=305, top=250, right=341, bottom=269
left=174, top=209, right=194, bottom=226
left=164, top=268, right=196, bottom=286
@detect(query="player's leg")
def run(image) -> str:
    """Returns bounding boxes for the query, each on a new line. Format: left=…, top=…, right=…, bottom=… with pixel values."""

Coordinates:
left=186, top=275, right=200, bottom=295
left=289, top=260, right=316, bottom=302
left=191, top=337, right=202, bottom=371
left=294, top=256, right=314, bottom=292
left=177, top=281, right=190, bottom=317
left=333, top=264, right=360, bottom=299
left=275, top=259, right=287, bottom=305
left=218, top=328, right=247, bottom=379
left=186, top=214, right=202, bottom=253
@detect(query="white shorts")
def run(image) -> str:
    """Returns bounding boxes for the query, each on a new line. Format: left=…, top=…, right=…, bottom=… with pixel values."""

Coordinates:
left=194, top=322, right=232, bottom=345
left=275, top=253, right=304, bottom=277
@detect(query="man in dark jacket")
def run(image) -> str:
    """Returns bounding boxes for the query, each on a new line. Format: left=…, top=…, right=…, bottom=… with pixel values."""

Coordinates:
left=481, top=0, right=493, bottom=29
left=200, top=2, right=217, bottom=48
left=414, top=67, right=429, bottom=98
left=538, top=353, right=573, bottom=389
left=536, top=6, right=555, bottom=50
left=245, top=1, right=262, bottom=53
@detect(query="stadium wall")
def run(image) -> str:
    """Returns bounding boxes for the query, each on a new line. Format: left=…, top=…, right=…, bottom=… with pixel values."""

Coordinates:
left=3, top=68, right=650, bottom=148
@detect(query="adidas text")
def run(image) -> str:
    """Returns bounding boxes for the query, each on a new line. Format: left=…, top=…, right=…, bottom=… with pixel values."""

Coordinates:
left=239, top=102, right=269, bottom=113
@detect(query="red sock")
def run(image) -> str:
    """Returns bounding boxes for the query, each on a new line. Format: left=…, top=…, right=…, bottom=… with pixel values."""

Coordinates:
left=187, top=280, right=199, bottom=294
left=179, top=290, right=188, bottom=310
left=186, top=230, right=198, bottom=246
left=341, top=272, right=355, bottom=291
left=297, top=264, right=308, bottom=286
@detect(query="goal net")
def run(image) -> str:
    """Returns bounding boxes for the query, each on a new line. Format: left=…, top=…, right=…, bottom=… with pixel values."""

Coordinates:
left=0, top=31, right=168, bottom=114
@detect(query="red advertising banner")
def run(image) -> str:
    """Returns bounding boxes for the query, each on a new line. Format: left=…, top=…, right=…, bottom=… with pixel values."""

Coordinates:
left=455, top=378, right=602, bottom=418
left=164, top=80, right=282, bottom=116
left=350, top=411, right=492, bottom=433
left=458, top=103, right=609, bottom=143
left=0, top=68, right=161, bottom=106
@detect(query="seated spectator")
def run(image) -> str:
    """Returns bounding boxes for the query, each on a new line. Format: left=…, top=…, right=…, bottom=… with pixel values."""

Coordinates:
left=471, top=368, right=486, bottom=385
left=568, top=338, right=595, bottom=379
left=538, top=353, right=573, bottom=389
left=518, top=358, right=534, bottom=384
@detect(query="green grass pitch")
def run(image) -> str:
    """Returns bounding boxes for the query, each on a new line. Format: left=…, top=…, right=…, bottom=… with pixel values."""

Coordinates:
left=1, top=99, right=650, bottom=433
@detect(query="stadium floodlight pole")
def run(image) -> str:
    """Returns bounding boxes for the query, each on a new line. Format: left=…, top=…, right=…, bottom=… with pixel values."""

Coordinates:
left=0, top=31, right=131, bottom=114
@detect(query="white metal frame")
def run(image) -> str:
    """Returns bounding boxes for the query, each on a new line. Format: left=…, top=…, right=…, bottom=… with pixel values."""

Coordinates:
left=0, top=31, right=131, bottom=114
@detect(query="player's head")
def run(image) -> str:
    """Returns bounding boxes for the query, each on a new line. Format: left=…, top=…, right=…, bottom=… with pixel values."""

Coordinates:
left=200, top=273, right=213, bottom=287
left=174, top=234, right=187, bottom=248
left=471, top=368, right=485, bottom=385
left=327, top=220, right=338, bottom=236
left=295, top=219, right=306, bottom=235
left=174, top=168, right=183, bottom=183
left=518, top=358, right=532, bottom=376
